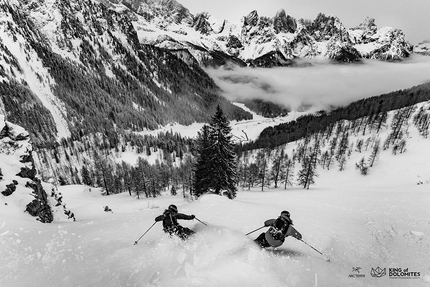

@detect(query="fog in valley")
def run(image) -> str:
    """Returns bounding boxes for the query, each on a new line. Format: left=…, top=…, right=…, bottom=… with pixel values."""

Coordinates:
left=207, top=55, right=430, bottom=112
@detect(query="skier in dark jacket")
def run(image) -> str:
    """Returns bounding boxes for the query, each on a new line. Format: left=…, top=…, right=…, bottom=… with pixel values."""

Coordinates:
left=155, top=204, right=195, bottom=240
left=254, top=210, right=302, bottom=248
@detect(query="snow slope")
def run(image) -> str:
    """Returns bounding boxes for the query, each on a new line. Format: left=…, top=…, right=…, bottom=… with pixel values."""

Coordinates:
left=1, top=105, right=430, bottom=286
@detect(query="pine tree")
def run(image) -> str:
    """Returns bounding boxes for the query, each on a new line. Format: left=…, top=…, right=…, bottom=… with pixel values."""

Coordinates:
left=256, top=149, right=268, bottom=191
left=81, top=165, right=93, bottom=186
left=297, top=153, right=317, bottom=189
left=368, top=138, right=380, bottom=167
left=270, top=147, right=284, bottom=188
left=336, top=132, right=349, bottom=162
left=281, top=155, right=295, bottom=189
left=247, top=163, right=259, bottom=190
left=194, top=125, right=212, bottom=197
left=194, top=105, right=237, bottom=199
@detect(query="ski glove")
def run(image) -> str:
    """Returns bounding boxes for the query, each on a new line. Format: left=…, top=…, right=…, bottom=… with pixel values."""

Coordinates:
left=191, top=215, right=195, bottom=219
left=293, top=232, right=302, bottom=240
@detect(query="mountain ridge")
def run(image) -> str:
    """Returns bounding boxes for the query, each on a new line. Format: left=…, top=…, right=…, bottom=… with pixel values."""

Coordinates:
left=124, top=0, right=415, bottom=67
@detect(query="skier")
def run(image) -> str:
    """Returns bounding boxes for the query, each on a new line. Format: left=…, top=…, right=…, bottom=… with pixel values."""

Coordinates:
left=155, top=204, right=196, bottom=240
left=254, top=210, right=302, bottom=248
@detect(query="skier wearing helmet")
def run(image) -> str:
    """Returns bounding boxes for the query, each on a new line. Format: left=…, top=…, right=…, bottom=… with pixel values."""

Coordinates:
left=254, top=210, right=302, bottom=248
left=155, top=204, right=195, bottom=240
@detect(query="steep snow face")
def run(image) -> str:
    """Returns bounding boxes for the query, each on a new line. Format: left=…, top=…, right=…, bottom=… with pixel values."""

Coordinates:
left=0, top=4, right=70, bottom=139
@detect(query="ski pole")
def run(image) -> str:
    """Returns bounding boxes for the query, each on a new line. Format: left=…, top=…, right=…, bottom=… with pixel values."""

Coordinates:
left=300, top=239, right=330, bottom=261
left=245, top=226, right=265, bottom=236
left=300, top=239, right=323, bottom=255
left=134, top=222, right=157, bottom=245
left=195, top=217, right=208, bottom=226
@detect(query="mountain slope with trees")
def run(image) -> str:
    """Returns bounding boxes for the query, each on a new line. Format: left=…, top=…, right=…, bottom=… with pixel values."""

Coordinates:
left=236, top=100, right=430, bottom=192
left=0, top=0, right=251, bottom=185
left=238, top=81, right=430, bottom=152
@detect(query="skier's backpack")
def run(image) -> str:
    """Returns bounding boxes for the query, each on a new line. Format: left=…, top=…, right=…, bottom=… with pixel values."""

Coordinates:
left=162, top=210, right=178, bottom=231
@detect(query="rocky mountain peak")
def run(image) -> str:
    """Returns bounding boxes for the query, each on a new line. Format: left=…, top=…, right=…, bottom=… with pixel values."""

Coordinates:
left=193, top=12, right=213, bottom=35
left=310, top=13, right=349, bottom=42
left=357, top=16, right=377, bottom=31
left=99, top=0, right=415, bottom=66
left=133, top=0, right=193, bottom=25
left=244, top=10, right=259, bottom=27
left=273, top=9, right=297, bottom=34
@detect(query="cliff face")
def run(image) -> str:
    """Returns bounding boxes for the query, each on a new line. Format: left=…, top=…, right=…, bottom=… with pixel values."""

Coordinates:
left=0, top=118, right=73, bottom=223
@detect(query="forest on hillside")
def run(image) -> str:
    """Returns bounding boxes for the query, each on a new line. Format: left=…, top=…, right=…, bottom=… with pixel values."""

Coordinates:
left=236, top=102, right=429, bottom=191
left=237, top=81, right=430, bottom=152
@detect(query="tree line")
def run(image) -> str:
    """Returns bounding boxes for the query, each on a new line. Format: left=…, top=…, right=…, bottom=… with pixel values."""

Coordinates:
left=238, top=81, right=430, bottom=152
left=237, top=103, right=428, bottom=190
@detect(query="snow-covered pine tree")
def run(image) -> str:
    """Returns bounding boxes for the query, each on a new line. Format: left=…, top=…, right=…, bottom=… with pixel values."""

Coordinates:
left=270, top=147, right=284, bottom=188
left=368, top=138, right=381, bottom=167
left=256, top=149, right=269, bottom=191
left=194, top=105, right=237, bottom=199
left=281, top=154, right=295, bottom=189
left=297, top=149, right=318, bottom=189
left=194, top=125, right=212, bottom=197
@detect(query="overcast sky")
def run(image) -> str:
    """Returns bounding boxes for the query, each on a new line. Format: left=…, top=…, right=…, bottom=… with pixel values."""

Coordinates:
left=179, top=0, right=430, bottom=44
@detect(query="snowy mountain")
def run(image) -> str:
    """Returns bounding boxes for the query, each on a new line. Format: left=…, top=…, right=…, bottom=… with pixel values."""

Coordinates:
left=0, top=0, right=252, bottom=183
left=124, top=0, right=413, bottom=66
left=0, top=0, right=425, bottom=192
left=1, top=102, right=430, bottom=286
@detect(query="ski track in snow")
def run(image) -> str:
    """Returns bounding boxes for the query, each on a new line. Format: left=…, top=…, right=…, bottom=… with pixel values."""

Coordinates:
left=1, top=184, right=430, bottom=287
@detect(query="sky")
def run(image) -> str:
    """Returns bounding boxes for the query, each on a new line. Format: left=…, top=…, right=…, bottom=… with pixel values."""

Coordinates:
left=2, top=102, right=430, bottom=286
left=178, top=0, right=430, bottom=44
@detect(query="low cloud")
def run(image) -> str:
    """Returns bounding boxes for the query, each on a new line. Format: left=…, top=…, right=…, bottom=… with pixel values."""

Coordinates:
left=207, top=55, right=430, bottom=112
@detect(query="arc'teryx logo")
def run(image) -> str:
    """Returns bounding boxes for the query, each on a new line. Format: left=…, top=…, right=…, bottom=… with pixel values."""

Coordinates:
left=349, top=267, right=365, bottom=278
left=371, top=267, right=387, bottom=278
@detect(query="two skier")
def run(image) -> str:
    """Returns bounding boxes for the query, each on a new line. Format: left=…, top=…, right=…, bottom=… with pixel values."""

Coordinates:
left=154, top=204, right=301, bottom=249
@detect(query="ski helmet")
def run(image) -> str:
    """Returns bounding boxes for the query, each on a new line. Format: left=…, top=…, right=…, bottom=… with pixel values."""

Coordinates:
left=168, top=204, right=178, bottom=213
left=281, top=210, right=290, bottom=217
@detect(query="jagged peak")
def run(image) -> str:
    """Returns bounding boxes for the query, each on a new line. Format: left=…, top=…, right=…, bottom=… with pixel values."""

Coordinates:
left=354, top=16, right=377, bottom=31
left=192, top=12, right=213, bottom=35
left=273, top=8, right=297, bottom=34
left=275, top=8, right=286, bottom=18
left=244, top=10, right=259, bottom=26
left=314, top=12, right=340, bottom=22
